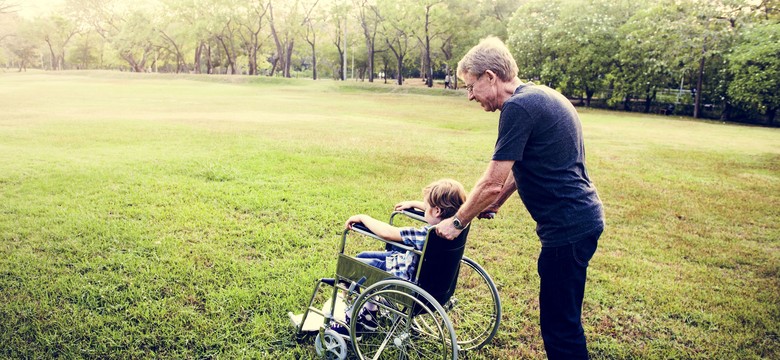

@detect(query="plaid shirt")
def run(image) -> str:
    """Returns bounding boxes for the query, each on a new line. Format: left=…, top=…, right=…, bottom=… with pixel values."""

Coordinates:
left=386, top=226, right=430, bottom=281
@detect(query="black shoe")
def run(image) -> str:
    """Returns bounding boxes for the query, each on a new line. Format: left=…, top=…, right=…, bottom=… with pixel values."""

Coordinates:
left=356, top=307, right=379, bottom=331
left=329, top=322, right=361, bottom=341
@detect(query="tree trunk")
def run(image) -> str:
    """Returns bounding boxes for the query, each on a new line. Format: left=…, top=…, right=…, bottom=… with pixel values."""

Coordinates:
left=309, top=39, right=317, bottom=80
left=285, top=39, right=294, bottom=77
left=644, top=88, right=655, bottom=113
left=194, top=42, right=203, bottom=74
left=248, top=46, right=257, bottom=75
left=424, top=6, right=432, bottom=87
left=720, top=101, right=732, bottom=121
left=396, top=55, right=403, bottom=85
left=216, top=36, right=237, bottom=74
left=367, top=44, right=374, bottom=82
left=45, top=39, right=57, bottom=70
left=585, top=85, right=594, bottom=107
left=206, top=43, right=213, bottom=74
left=694, top=48, right=705, bottom=118
left=269, top=3, right=283, bottom=77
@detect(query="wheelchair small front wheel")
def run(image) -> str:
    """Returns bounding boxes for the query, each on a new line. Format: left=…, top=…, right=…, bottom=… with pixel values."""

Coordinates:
left=314, top=329, right=348, bottom=360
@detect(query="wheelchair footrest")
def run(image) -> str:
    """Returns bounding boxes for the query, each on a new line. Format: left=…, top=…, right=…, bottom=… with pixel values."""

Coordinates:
left=290, top=294, right=349, bottom=332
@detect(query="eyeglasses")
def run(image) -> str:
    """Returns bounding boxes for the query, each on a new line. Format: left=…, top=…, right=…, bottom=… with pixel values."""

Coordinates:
left=464, top=74, right=483, bottom=93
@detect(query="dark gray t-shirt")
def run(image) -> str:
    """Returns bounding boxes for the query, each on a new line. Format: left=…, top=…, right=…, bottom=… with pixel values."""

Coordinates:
left=493, top=83, right=604, bottom=247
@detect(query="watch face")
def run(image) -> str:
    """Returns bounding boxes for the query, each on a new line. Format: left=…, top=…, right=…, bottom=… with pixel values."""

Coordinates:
left=454, top=218, right=463, bottom=229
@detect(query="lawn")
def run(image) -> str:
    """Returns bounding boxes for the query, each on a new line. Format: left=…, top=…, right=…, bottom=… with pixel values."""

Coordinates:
left=0, top=71, right=778, bottom=359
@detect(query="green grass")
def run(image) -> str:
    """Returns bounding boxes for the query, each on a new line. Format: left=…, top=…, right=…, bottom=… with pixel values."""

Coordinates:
left=0, top=70, right=778, bottom=359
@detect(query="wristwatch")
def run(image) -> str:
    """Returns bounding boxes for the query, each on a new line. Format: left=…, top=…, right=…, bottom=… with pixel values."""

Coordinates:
left=453, top=216, right=467, bottom=230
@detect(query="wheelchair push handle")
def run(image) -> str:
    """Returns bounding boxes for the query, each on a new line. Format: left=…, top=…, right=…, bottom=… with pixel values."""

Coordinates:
left=402, top=208, right=425, bottom=218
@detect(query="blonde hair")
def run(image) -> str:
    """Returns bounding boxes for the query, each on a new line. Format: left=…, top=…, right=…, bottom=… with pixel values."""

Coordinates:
left=423, top=179, right=467, bottom=219
left=457, top=36, right=518, bottom=82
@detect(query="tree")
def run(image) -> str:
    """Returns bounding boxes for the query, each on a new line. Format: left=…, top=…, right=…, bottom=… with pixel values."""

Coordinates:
left=541, top=0, right=633, bottom=106
left=507, top=0, right=562, bottom=81
left=727, top=21, right=780, bottom=124
left=356, top=0, right=381, bottom=82
left=112, top=10, right=156, bottom=72
left=67, top=31, right=102, bottom=69
left=211, top=2, right=241, bottom=74
left=66, top=0, right=155, bottom=72
left=611, top=2, right=686, bottom=113
left=328, top=1, right=352, bottom=80
left=414, top=0, right=444, bottom=87
left=269, top=0, right=313, bottom=77
left=0, top=0, right=16, bottom=14
left=303, top=8, right=323, bottom=79
left=35, top=15, right=81, bottom=70
left=235, top=0, right=271, bottom=75
left=4, top=16, right=38, bottom=71
left=378, top=0, right=414, bottom=85
left=297, top=0, right=321, bottom=79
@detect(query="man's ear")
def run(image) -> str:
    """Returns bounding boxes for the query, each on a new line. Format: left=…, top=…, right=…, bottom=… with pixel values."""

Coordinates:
left=485, top=70, right=497, bottom=82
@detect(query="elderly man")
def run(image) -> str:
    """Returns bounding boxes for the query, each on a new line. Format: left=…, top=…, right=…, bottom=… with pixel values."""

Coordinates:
left=436, top=37, right=605, bottom=359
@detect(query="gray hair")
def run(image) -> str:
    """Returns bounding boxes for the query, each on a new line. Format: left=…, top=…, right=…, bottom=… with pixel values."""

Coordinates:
left=457, top=36, right=518, bottom=82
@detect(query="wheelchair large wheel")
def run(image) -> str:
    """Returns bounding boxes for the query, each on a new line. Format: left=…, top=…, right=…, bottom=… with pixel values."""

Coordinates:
left=414, top=256, right=501, bottom=352
left=351, top=280, right=457, bottom=360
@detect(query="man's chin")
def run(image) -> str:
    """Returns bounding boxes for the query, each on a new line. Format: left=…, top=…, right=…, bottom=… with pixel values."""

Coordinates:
left=482, top=104, right=496, bottom=112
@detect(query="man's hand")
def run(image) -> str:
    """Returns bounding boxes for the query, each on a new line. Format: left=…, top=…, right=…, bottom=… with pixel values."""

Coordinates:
left=435, top=217, right=463, bottom=240
left=477, top=205, right=499, bottom=219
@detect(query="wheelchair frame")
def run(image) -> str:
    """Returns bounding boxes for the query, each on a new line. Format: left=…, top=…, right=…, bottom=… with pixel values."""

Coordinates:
left=289, top=209, right=501, bottom=359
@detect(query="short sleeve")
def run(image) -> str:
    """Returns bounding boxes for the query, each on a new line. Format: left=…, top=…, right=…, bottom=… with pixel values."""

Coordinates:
left=493, top=102, right=534, bottom=162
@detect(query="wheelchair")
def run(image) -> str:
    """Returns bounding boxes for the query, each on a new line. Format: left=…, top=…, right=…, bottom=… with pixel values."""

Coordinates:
left=289, top=208, right=501, bottom=359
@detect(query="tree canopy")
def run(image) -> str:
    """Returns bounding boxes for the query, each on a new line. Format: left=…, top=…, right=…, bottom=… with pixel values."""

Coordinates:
left=0, top=0, right=777, bottom=125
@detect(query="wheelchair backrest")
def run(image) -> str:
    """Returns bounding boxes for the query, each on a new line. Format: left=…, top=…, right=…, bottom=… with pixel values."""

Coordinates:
left=415, top=225, right=469, bottom=305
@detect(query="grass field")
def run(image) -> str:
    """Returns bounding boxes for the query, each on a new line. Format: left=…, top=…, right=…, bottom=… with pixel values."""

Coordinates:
left=0, top=71, right=778, bottom=359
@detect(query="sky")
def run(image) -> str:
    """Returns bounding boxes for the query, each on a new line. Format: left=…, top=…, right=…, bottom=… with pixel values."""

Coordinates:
left=14, top=0, right=66, bottom=18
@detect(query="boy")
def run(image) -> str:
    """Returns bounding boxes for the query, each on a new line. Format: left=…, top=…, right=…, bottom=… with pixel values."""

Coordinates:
left=332, top=178, right=467, bottom=338
left=346, top=178, right=467, bottom=282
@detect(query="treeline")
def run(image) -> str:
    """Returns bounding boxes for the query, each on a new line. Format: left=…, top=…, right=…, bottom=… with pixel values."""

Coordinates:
left=0, top=0, right=777, bottom=125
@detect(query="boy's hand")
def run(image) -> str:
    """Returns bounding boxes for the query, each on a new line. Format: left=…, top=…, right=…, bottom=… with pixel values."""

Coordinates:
left=345, top=215, right=364, bottom=230
left=394, top=201, right=417, bottom=211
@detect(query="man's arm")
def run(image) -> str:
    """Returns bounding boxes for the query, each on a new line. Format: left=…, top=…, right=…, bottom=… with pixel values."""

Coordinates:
left=437, top=160, right=514, bottom=239
left=478, top=169, right=517, bottom=219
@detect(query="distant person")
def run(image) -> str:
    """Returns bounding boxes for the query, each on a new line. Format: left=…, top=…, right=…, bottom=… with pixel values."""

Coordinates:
left=436, top=36, right=605, bottom=360
left=445, top=72, right=452, bottom=89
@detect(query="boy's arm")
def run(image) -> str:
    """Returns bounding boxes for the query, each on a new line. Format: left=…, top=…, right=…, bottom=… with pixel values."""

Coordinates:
left=345, top=214, right=403, bottom=242
left=394, top=200, right=426, bottom=212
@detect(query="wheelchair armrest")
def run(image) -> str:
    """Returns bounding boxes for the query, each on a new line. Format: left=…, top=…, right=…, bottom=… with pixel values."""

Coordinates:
left=347, top=222, right=417, bottom=253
